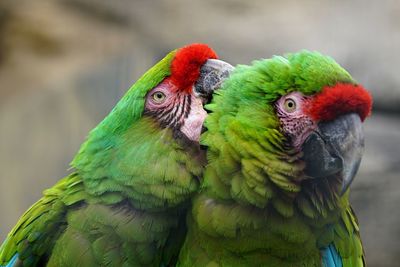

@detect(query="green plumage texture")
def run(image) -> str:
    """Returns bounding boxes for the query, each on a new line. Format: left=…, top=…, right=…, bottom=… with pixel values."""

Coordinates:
left=0, top=49, right=202, bottom=266
left=177, top=51, right=364, bottom=267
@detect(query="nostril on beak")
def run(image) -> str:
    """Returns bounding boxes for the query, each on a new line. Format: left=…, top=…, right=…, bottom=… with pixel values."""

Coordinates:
left=194, top=59, right=233, bottom=100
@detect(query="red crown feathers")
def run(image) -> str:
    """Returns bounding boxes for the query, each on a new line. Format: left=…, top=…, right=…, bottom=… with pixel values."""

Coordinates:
left=170, top=43, right=218, bottom=93
left=306, top=83, right=373, bottom=122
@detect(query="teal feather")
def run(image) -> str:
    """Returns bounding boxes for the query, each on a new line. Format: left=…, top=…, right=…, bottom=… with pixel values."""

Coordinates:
left=0, top=253, right=19, bottom=267
left=322, top=244, right=343, bottom=267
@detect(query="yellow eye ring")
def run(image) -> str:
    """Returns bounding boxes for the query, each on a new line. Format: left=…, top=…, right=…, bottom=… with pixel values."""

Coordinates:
left=152, top=91, right=166, bottom=103
left=283, top=98, right=296, bottom=113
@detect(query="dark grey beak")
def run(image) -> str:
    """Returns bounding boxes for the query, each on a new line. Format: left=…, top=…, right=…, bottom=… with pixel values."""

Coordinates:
left=194, top=59, right=234, bottom=102
left=302, top=113, right=365, bottom=195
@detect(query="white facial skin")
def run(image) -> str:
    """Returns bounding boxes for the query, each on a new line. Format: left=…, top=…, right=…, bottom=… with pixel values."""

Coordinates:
left=275, top=92, right=317, bottom=150
left=144, top=79, right=207, bottom=142
left=180, top=97, right=207, bottom=142
left=145, top=81, right=178, bottom=111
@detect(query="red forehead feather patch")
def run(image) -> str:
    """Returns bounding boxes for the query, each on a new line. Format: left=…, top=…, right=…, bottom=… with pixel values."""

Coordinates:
left=306, top=83, right=373, bottom=122
left=170, top=43, right=218, bottom=93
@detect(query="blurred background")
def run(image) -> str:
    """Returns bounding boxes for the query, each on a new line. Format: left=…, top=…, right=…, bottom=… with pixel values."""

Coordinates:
left=0, top=0, right=399, bottom=266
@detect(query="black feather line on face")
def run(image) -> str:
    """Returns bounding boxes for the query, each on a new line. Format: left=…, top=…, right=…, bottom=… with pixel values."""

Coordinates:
left=170, top=95, right=186, bottom=128
left=184, top=95, right=191, bottom=118
left=144, top=93, right=191, bottom=134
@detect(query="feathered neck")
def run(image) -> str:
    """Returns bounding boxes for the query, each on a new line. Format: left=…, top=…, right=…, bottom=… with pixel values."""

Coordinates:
left=70, top=50, right=204, bottom=211
left=72, top=117, right=203, bottom=210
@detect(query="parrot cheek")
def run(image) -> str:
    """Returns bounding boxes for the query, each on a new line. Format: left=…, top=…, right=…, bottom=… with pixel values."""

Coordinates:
left=180, top=96, right=207, bottom=142
left=178, top=59, right=232, bottom=142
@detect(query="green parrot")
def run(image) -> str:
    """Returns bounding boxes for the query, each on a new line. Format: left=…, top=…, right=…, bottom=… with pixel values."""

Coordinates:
left=177, top=51, right=372, bottom=267
left=0, top=43, right=233, bottom=267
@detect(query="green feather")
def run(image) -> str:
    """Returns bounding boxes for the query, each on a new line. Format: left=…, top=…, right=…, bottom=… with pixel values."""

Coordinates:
left=1, top=47, right=203, bottom=267
left=178, top=51, right=364, bottom=266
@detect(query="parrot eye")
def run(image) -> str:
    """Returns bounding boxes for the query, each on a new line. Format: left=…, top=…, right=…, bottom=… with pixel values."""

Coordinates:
left=151, top=91, right=166, bottom=104
left=283, top=98, right=297, bottom=113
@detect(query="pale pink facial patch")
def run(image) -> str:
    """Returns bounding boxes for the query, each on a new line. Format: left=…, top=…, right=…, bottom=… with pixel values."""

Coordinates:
left=180, top=96, right=207, bottom=142
left=144, top=79, right=207, bottom=143
left=275, top=92, right=317, bottom=150
left=145, top=80, right=177, bottom=111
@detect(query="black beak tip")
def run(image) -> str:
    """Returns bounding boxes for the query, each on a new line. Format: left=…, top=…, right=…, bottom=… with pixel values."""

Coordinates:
left=302, top=113, right=365, bottom=195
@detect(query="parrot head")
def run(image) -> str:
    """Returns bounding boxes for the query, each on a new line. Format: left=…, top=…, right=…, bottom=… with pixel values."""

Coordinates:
left=275, top=83, right=371, bottom=194
left=143, top=45, right=233, bottom=143
left=203, top=51, right=372, bottom=216
left=72, top=44, right=233, bottom=209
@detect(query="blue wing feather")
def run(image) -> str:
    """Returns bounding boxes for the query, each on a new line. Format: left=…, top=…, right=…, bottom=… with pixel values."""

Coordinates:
left=0, top=254, right=19, bottom=267
left=322, top=244, right=343, bottom=267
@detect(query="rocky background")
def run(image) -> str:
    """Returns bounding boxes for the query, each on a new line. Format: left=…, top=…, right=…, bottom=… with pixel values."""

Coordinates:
left=0, top=1, right=399, bottom=266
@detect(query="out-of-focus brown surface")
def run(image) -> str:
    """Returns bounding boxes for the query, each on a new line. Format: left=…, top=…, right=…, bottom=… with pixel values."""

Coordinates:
left=0, top=1, right=399, bottom=266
